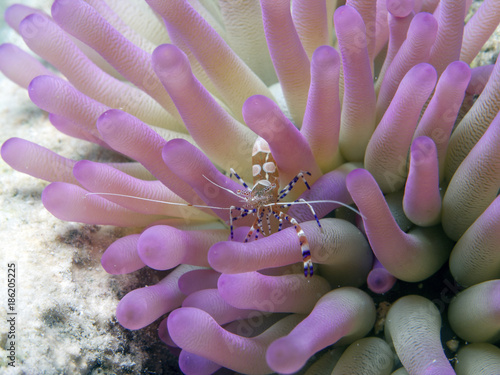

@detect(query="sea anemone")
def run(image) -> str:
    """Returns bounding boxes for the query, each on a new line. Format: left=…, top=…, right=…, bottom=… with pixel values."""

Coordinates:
left=1, top=0, right=499, bottom=374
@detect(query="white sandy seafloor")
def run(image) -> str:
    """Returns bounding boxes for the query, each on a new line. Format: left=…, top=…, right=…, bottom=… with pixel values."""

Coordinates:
left=0, top=1, right=182, bottom=374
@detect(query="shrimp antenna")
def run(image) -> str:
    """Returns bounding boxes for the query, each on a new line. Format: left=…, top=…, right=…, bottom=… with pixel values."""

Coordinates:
left=268, top=199, right=366, bottom=220
left=202, top=175, right=244, bottom=199
left=85, top=192, right=231, bottom=211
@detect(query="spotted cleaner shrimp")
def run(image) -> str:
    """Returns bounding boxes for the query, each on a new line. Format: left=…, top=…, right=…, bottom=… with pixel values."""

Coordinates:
left=89, top=137, right=363, bottom=277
